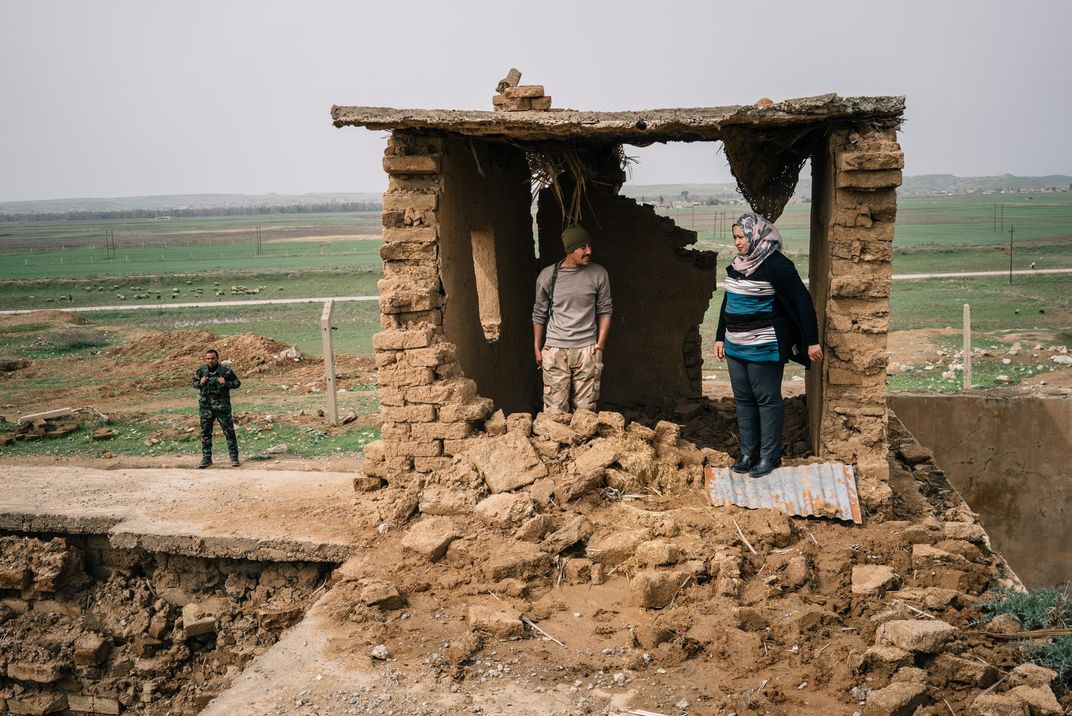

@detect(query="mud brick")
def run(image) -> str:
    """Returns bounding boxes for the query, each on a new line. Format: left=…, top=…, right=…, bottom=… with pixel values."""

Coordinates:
left=379, top=422, right=411, bottom=440
left=442, top=438, right=474, bottom=455
left=66, top=695, right=121, bottom=715
left=435, top=361, right=461, bottom=378
left=373, top=326, right=437, bottom=351
left=377, top=365, right=435, bottom=387
left=384, top=439, right=442, bottom=458
left=383, top=261, right=439, bottom=281
left=378, top=386, right=405, bottom=407
left=530, top=96, right=552, bottom=110
left=383, top=192, right=438, bottom=212
left=404, top=343, right=456, bottom=367
left=410, top=421, right=472, bottom=440
left=836, top=169, right=902, bottom=191
left=375, top=352, right=399, bottom=369
left=381, top=310, right=444, bottom=331
left=7, top=659, right=67, bottom=683
left=438, top=397, right=494, bottom=423
left=504, top=84, right=545, bottom=98
left=499, top=97, right=533, bottom=111
left=836, top=150, right=904, bottom=172
left=5, top=693, right=69, bottom=714
left=384, top=456, right=413, bottom=473
left=403, top=378, right=477, bottom=405
left=383, top=405, right=437, bottom=423
left=414, top=457, right=454, bottom=473
left=74, top=632, right=111, bottom=666
left=380, top=240, right=437, bottom=261
left=383, top=226, right=437, bottom=244
left=378, top=278, right=444, bottom=314
left=383, top=155, right=440, bottom=175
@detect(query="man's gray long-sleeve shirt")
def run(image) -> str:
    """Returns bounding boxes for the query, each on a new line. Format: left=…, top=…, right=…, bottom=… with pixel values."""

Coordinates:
left=532, top=262, right=612, bottom=348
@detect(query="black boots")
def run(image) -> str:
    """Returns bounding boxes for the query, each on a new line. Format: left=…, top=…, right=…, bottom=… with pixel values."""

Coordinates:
left=731, top=455, right=756, bottom=473
left=748, top=458, right=781, bottom=478
left=197, top=458, right=212, bottom=469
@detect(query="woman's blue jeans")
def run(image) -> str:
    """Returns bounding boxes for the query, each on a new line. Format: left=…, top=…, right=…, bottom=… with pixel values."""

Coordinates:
left=726, top=355, right=785, bottom=463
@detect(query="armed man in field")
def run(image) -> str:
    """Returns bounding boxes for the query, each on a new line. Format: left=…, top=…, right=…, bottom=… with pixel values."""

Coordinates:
left=192, top=348, right=241, bottom=468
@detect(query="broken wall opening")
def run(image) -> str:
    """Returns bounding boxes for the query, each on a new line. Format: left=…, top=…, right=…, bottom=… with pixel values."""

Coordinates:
left=437, top=136, right=537, bottom=415
left=0, top=532, right=336, bottom=715
left=531, top=143, right=718, bottom=408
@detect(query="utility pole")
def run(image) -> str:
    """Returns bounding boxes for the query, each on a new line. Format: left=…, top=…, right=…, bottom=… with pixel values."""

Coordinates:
left=1008, top=225, right=1015, bottom=284
left=962, top=303, right=972, bottom=391
left=320, top=300, right=338, bottom=426
left=993, top=204, right=997, bottom=232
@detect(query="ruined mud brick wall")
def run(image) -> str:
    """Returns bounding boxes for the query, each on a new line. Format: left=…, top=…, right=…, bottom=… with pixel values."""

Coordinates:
left=373, top=131, right=495, bottom=476
left=536, top=184, right=717, bottom=406
left=807, top=127, right=903, bottom=510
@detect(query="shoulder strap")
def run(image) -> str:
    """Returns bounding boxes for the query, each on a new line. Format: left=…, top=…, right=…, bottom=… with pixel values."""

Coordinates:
left=545, top=260, right=561, bottom=326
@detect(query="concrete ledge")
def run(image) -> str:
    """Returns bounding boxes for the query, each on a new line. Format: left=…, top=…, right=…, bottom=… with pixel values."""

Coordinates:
left=0, top=466, right=361, bottom=563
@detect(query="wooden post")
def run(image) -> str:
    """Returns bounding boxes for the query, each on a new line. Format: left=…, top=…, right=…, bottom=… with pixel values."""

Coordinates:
left=320, top=300, right=338, bottom=426
left=962, top=303, right=972, bottom=391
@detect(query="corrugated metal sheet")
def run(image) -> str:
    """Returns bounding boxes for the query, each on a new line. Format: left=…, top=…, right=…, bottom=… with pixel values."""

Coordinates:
left=705, top=462, right=862, bottom=524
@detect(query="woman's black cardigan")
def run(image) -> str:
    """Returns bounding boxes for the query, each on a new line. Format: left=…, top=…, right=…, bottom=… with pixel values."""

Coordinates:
left=715, top=251, right=820, bottom=368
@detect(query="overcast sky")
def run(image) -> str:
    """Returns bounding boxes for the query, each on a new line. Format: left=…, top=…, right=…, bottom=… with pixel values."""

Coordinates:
left=1, top=0, right=1070, bottom=202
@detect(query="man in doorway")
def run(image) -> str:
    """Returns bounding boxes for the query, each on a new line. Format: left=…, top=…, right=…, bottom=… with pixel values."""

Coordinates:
left=192, top=348, right=241, bottom=468
left=532, top=225, right=612, bottom=413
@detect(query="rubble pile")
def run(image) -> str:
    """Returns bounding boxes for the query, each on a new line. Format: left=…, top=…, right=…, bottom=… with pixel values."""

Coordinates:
left=4, top=416, right=81, bottom=445
left=336, top=410, right=1059, bottom=712
left=0, top=536, right=332, bottom=715
left=109, top=330, right=303, bottom=375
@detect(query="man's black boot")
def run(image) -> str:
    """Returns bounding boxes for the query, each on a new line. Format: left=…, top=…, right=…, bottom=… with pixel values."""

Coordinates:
left=197, top=457, right=212, bottom=469
left=230, top=456, right=240, bottom=467
left=731, top=455, right=757, bottom=474
left=748, top=458, right=781, bottom=478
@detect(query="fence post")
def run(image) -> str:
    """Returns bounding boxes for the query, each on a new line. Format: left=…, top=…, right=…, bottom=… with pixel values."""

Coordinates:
left=320, top=300, right=338, bottom=426
left=962, top=303, right=972, bottom=391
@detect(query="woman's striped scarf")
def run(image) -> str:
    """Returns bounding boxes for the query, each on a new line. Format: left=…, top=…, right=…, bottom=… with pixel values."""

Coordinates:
left=730, top=213, right=783, bottom=277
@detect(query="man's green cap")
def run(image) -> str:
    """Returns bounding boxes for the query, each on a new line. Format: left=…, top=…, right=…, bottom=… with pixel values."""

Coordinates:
left=562, top=225, right=591, bottom=254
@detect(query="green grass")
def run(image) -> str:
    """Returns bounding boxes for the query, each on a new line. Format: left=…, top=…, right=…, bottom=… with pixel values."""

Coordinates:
left=0, top=211, right=384, bottom=280
left=980, top=587, right=1072, bottom=686
left=0, top=267, right=381, bottom=310
left=1026, top=637, right=1072, bottom=687
left=981, top=587, right=1071, bottom=630
left=890, top=275, right=1071, bottom=332
left=0, top=416, right=379, bottom=459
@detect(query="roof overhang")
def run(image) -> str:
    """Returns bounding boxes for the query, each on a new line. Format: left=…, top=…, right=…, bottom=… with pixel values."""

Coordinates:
left=331, top=93, right=905, bottom=144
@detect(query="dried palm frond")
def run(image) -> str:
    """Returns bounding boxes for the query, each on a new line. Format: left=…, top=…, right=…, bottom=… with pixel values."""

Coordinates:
left=522, top=142, right=635, bottom=227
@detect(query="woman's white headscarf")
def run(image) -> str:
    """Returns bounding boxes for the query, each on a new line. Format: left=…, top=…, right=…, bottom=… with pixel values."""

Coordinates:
left=730, top=213, right=782, bottom=276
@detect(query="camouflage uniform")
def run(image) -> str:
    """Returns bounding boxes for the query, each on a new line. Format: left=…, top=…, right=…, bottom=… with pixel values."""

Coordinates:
left=192, top=364, right=241, bottom=463
left=541, top=345, right=603, bottom=413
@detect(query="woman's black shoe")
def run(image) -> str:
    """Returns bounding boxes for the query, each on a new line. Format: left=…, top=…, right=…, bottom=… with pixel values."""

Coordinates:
left=731, top=455, right=756, bottom=473
left=748, top=458, right=781, bottom=478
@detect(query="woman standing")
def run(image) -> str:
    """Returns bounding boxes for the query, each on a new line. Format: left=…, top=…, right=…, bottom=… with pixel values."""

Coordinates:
left=714, top=213, right=822, bottom=478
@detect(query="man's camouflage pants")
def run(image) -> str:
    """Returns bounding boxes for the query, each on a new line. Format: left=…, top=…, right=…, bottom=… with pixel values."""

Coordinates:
left=541, top=344, right=603, bottom=413
left=200, top=404, right=238, bottom=461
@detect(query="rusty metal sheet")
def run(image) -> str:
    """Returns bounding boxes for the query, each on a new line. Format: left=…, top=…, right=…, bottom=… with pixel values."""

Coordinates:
left=704, top=462, right=862, bottom=524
